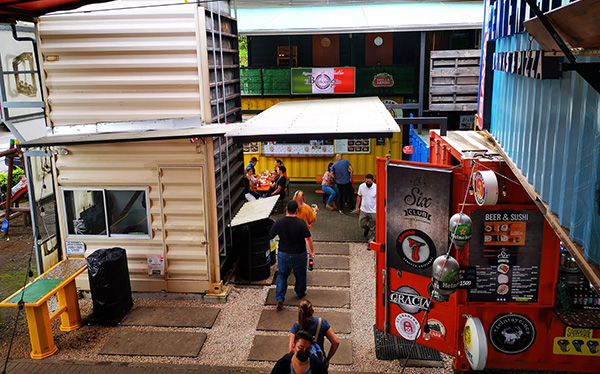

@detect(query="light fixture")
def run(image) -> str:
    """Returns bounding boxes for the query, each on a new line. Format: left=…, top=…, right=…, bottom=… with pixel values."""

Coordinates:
left=374, top=36, right=384, bottom=46
left=423, top=321, right=431, bottom=341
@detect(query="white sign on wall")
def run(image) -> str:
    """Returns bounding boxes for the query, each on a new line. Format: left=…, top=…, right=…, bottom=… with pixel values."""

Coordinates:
left=65, top=241, right=86, bottom=256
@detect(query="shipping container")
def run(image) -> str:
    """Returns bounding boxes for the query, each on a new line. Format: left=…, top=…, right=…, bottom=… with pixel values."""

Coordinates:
left=16, top=0, right=245, bottom=295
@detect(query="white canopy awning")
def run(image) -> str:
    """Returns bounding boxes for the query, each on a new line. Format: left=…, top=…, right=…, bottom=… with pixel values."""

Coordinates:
left=237, top=2, right=484, bottom=35
left=230, top=196, right=279, bottom=227
left=20, top=118, right=232, bottom=147
left=226, top=97, right=399, bottom=142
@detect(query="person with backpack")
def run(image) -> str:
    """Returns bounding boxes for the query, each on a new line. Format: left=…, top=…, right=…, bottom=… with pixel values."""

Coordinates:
left=273, top=330, right=327, bottom=374
left=288, top=300, right=340, bottom=368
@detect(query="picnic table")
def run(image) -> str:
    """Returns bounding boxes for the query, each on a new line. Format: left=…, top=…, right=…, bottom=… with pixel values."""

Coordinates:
left=252, top=170, right=275, bottom=192
left=0, top=258, right=87, bottom=359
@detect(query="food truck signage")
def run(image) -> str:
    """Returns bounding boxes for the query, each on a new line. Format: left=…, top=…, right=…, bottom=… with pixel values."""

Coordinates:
left=492, top=50, right=560, bottom=80
left=458, top=266, right=477, bottom=289
left=389, top=286, right=431, bottom=314
left=467, top=210, right=543, bottom=303
left=386, top=164, right=452, bottom=277
left=395, top=313, right=421, bottom=340
left=489, top=313, right=536, bottom=355
left=427, top=319, right=447, bottom=340
left=291, top=67, right=355, bottom=94
left=372, top=72, right=394, bottom=87
left=474, top=170, right=498, bottom=206
left=464, top=317, right=488, bottom=370
left=553, top=328, right=600, bottom=356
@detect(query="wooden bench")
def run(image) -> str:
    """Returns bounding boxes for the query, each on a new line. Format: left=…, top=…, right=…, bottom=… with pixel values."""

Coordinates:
left=315, top=175, right=327, bottom=206
left=315, top=174, right=376, bottom=206
left=0, top=258, right=87, bottom=359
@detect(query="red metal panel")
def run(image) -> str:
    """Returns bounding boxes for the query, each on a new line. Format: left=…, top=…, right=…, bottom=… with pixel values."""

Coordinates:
left=0, top=0, right=112, bottom=21
left=375, top=151, right=599, bottom=372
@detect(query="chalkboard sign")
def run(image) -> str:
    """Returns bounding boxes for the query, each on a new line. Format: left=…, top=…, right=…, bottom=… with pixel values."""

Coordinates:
left=467, top=210, right=544, bottom=303
left=459, top=266, right=477, bottom=289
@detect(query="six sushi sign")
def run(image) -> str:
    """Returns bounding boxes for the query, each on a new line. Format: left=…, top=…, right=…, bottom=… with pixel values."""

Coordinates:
left=386, top=163, right=453, bottom=277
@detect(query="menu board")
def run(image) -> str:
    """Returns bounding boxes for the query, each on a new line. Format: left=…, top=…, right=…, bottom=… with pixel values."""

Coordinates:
left=243, top=142, right=260, bottom=153
left=334, top=139, right=371, bottom=153
left=261, top=142, right=334, bottom=156
left=467, top=210, right=543, bottom=303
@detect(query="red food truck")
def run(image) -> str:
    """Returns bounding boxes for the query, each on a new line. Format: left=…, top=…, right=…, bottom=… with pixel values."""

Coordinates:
left=371, top=131, right=600, bottom=372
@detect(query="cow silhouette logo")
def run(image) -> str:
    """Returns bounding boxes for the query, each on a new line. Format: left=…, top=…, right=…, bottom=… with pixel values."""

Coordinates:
left=489, top=313, right=536, bottom=355
left=396, top=229, right=436, bottom=269
left=587, top=340, right=599, bottom=354
left=556, top=339, right=570, bottom=352
left=572, top=339, right=585, bottom=353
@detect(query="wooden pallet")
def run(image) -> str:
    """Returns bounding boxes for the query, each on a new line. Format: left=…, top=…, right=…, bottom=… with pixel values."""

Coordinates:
left=429, top=49, right=480, bottom=111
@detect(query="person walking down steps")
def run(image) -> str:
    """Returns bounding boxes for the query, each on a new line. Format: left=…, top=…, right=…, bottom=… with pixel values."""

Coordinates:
left=289, top=300, right=340, bottom=369
left=272, top=330, right=327, bottom=374
left=270, top=200, right=315, bottom=310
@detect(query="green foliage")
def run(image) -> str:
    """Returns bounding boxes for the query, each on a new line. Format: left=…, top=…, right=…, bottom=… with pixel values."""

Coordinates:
left=0, top=262, right=37, bottom=327
left=239, top=35, right=248, bottom=67
left=0, top=167, right=25, bottom=195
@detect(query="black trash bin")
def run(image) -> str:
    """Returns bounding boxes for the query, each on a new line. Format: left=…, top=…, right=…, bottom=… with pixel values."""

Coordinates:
left=87, top=247, right=133, bottom=324
left=238, top=218, right=274, bottom=281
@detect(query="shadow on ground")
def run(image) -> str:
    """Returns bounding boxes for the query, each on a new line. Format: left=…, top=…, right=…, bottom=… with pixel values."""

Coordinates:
left=283, top=182, right=365, bottom=242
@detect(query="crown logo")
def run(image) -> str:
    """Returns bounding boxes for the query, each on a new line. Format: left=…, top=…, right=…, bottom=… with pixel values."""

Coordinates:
left=497, top=250, right=510, bottom=259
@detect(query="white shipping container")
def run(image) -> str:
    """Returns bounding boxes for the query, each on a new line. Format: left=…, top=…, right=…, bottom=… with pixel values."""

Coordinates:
left=37, top=0, right=222, bottom=127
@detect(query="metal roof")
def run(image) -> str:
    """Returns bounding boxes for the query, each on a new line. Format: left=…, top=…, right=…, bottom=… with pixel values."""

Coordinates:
left=237, top=2, right=484, bottom=35
left=226, top=97, right=399, bottom=142
left=230, top=196, right=279, bottom=227
left=20, top=118, right=232, bottom=147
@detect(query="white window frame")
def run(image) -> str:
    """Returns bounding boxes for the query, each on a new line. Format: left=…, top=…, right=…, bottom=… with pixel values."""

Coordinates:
left=62, top=187, right=151, bottom=239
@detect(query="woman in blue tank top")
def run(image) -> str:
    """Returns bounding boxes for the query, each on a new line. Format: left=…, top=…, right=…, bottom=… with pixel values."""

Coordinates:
left=289, top=300, right=340, bottom=368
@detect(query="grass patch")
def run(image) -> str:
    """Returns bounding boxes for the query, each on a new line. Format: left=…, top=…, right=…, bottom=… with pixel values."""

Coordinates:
left=0, top=261, right=37, bottom=329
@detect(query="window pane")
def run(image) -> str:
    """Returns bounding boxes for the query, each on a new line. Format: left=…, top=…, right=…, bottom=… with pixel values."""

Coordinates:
left=64, top=190, right=106, bottom=235
left=105, top=190, right=149, bottom=235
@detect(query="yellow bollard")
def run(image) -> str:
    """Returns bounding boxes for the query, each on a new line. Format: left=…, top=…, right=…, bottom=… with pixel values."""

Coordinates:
left=24, top=302, right=58, bottom=359
left=56, top=280, right=83, bottom=331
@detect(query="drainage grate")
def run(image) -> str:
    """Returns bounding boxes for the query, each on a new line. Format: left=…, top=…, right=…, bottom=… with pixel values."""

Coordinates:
left=374, top=325, right=442, bottom=361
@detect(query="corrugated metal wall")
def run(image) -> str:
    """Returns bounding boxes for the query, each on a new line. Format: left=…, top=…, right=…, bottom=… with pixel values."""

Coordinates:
left=159, top=166, right=208, bottom=284
left=490, top=33, right=600, bottom=264
left=243, top=135, right=402, bottom=182
left=38, top=0, right=203, bottom=126
left=56, top=139, right=209, bottom=292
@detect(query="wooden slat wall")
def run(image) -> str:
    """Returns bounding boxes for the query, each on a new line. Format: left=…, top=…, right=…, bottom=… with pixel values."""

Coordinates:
left=365, top=33, right=393, bottom=66
left=312, top=34, right=340, bottom=66
left=429, top=49, right=480, bottom=111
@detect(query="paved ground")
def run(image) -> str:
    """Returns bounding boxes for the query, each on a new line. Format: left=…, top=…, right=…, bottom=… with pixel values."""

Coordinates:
left=290, top=183, right=365, bottom=242
left=2, top=359, right=388, bottom=374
